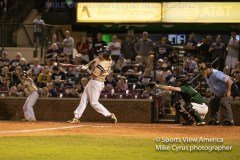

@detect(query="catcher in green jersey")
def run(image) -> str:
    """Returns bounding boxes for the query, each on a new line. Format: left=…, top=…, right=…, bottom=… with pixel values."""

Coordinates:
left=145, top=75, right=208, bottom=126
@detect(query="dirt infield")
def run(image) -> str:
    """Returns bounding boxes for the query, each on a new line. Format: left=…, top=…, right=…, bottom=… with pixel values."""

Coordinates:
left=0, top=121, right=239, bottom=140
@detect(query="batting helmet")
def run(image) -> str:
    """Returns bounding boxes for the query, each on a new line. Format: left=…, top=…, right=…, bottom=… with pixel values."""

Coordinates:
left=97, top=46, right=111, bottom=59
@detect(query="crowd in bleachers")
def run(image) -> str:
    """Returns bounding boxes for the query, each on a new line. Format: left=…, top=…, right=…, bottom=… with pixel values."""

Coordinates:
left=0, top=31, right=240, bottom=100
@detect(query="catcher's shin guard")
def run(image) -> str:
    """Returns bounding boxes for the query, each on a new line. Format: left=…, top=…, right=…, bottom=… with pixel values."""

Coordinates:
left=174, top=102, right=192, bottom=123
left=188, top=108, right=202, bottom=123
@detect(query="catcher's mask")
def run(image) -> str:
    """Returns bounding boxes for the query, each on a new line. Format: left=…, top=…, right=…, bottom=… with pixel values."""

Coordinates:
left=97, top=46, right=111, bottom=59
left=176, top=75, right=190, bottom=86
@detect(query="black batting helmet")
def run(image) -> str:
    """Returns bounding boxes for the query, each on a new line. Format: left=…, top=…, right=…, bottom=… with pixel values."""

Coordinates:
left=97, top=46, right=111, bottom=59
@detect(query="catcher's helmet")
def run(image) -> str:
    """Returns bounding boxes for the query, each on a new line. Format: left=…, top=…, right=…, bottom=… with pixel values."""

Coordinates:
left=97, top=46, right=111, bottom=59
left=176, top=75, right=190, bottom=85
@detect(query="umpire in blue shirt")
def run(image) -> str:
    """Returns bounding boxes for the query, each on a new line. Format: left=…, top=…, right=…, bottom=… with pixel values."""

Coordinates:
left=200, top=63, right=234, bottom=126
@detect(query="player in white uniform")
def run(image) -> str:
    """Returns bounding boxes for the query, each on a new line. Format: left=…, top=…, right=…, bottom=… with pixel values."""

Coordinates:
left=20, top=72, right=39, bottom=121
left=68, top=47, right=117, bottom=123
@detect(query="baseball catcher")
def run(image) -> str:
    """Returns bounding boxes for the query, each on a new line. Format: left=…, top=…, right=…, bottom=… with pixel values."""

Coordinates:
left=144, top=75, right=208, bottom=126
left=68, top=46, right=117, bottom=124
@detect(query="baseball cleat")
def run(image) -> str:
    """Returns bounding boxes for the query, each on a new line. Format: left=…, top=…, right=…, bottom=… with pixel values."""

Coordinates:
left=21, top=119, right=36, bottom=122
left=109, top=113, right=117, bottom=124
left=196, top=121, right=206, bottom=126
left=68, top=118, right=80, bottom=124
left=207, top=120, right=220, bottom=125
left=221, top=121, right=234, bottom=126
left=181, top=119, right=194, bottom=126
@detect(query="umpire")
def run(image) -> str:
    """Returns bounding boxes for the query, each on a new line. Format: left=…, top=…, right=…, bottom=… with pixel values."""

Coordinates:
left=200, top=63, right=234, bottom=126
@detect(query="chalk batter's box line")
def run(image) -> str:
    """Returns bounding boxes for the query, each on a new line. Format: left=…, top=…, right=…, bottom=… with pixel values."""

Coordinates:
left=0, top=124, right=111, bottom=134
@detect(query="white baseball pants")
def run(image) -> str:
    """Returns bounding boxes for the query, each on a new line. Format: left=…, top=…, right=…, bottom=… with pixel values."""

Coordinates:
left=74, top=79, right=111, bottom=119
left=23, top=91, right=38, bottom=121
left=191, top=102, right=208, bottom=119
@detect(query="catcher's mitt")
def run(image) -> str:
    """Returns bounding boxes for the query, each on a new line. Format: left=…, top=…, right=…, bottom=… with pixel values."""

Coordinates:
left=144, top=82, right=157, bottom=93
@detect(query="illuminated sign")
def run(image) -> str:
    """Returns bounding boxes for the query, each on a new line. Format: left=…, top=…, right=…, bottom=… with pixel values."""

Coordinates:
left=76, top=3, right=162, bottom=23
left=162, top=2, right=240, bottom=23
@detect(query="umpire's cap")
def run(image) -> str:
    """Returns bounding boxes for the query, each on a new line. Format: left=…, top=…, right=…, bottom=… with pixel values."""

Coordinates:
left=97, top=46, right=111, bottom=59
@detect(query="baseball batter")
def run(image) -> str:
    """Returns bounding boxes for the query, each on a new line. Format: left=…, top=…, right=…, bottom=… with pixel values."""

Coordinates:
left=68, top=46, right=117, bottom=123
left=20, top=72, right=39, bottom=121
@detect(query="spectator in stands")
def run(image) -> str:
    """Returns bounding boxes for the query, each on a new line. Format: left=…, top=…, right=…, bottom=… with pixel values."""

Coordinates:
left=86, top=34, right=93, bottom=51
left=108, top=34, right=121, bottom=63
left=121, top=35, right=135, bottom=61
left=231, top=62, right=240, bottom=76
left=198, top=36, right=212, bottom=63
left=157, top=58, right=164, bottom=70
left=105, top=71, right=117, bottom=91
left=0, top=51, right=10, bottom=69
left=91, top=32, right=107, bottom=61
left=51, top=66, right=66, bottom=87
left=134, top=31, right=154, bottom=65
left=9, top=52, right=22, bottom=71
left=1, top=66, right=10, bottom=87
left=156, top=36, right=173, bottom=59
left=184, top=33, right=197, bottom=57
left=225, top=32, right=239, bottom=69
left=209, top=35, right=226, bottom=71
left=223, top=66, right=231, bottom=76
left=116, top=76, right=128, bottom=91
left=37, top=66, right=52, bottom=87
left=62, top=31, right=74, bottom=61
left=28, top=59, right=42, bottom=81
left=156, top=63, right=172, bottom=84
left=8, top=86, right=18, bottom=97
left=9, top=66, right=22, bottom=87
left=140, top=67, right=153, bottom=84
left=183, top=56, right=199, bottom=76
left=19, top=58, right=29, bottom=71
left=145, top=55, right=154, bottom=71
left=39, top=87, right=49, bottom=98
left=76, top=35, right=90, bottom=63
left=8, top=86, right=23, bottom=97
left=124, top=65, right=142, bottom=83
left=134, top=55, right=143, bottom=66
left=45, top=59, right=53, bottom=72
left=65, top=67, right=75, bottom=81
left=33, top=13, right=45, bottom=45
left=46, top=43, right=63, bottom=61
left=47, top=82, right=58, bottom=97
left=115, top=54, right=127, bottom=73
left=48, top=34, right=61, bottom=49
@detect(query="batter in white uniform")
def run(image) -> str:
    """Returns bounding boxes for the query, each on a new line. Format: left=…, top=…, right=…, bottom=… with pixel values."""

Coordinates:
left=20, top=72, right=39, bottom=121
left=68, top=47, right=117, bottom=123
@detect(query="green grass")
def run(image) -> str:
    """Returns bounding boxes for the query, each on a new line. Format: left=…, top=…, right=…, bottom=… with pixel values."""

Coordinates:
left=0, top=135, right=239, bottom=160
